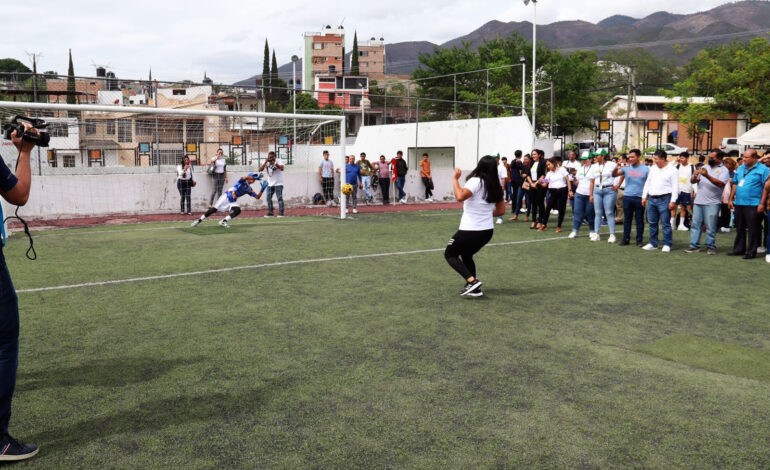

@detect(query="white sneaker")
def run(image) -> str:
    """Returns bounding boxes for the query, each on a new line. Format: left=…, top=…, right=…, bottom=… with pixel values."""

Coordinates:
left=590, top=233, right=600, bottom=242
left=550, top=209, right=558, bottom=215
left=426, top=198, right=434, bottom=202
left=353, top=209, right=358, bottom=214
left=677, top=224, right=689, bottom=231
left=400, top=198, right=407, bottom=204
left=758, top=247, right=767, bottom=254
left=568, top=231, right=577, bottom=239
left=191, top=219, right=200, bottom=227
left=495, top=218, right=503, bottom=225
left=670, top=218, right=675, bottom=227
left=608, top=234, right=616, bottom=243
left=661, top=245, right=671, bottom=253
left=642, top=243, right=657, bottom=251
left=218, top=219, right=230, bottom=228
left=720, top=227, right=731, bottom=233
left=520, top=208, right=527, bottom=213
left=766, top=254, right=770, bottom=263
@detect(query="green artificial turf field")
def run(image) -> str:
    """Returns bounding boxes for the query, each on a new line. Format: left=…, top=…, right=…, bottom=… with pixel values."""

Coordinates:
left=4, top=210, right=769, bottom=469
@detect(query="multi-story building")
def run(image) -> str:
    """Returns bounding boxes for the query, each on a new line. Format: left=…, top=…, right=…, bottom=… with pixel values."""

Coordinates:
left=46, top=78, right=102, bottom=104
left=357, top=38, right=386, bottom=79
left=302, top=25, right=345, bottom=92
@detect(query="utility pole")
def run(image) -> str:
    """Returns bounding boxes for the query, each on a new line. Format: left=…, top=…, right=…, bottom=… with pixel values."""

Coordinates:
left=453, top=74, right=457, bottom=118
left=486, top=68, right=489, bottom=117
left=623, top=67, right=634, bottom=150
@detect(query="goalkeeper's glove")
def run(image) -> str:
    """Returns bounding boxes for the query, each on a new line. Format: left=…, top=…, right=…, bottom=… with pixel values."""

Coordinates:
left=260, top=181, right=269, bottom=192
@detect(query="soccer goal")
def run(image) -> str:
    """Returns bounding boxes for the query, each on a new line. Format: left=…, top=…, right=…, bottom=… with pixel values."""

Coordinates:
left=0, top=100, right=352, bottom=226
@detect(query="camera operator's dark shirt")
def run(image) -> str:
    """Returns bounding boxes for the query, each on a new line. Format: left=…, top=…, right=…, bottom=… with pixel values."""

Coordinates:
left=0, top=159, right=18, bottom=193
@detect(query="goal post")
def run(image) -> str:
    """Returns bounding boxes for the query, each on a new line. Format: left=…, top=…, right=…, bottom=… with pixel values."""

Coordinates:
left=0, top=100, right=349, bottom=223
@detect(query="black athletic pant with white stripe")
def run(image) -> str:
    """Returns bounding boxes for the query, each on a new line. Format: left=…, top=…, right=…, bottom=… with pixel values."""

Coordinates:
left=444, top=229, right=494, bottom=280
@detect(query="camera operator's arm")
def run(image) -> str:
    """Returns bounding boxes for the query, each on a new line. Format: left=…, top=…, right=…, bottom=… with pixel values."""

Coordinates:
left=258, top=159, right=268, bottom=172
left=274, top=159, right=284, bottom=171
left=3, top=126, right=35, bottom=206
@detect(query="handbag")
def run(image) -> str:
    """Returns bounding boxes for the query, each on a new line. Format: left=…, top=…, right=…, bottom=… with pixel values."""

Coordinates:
left=428, top=178, right=434, bottom=190
left=207, top=161, right=215, bottom=175
left=522, top=181, right=531, bottom=190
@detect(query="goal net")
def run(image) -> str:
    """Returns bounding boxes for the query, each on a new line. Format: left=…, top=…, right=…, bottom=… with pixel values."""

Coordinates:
left=0, top=100, right=349, bottom=229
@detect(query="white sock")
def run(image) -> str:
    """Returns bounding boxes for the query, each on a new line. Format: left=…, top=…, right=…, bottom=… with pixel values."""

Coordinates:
left=224, top=215, right=232, bottom=222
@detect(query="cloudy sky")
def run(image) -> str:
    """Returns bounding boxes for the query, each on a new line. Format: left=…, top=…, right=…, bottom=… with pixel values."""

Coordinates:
left=2, top=0, right=733, bottom=84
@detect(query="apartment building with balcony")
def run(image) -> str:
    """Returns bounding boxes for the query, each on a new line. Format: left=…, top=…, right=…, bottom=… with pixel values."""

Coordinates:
left=302, top=25, right=346, bottom=92
left=357, top=38, right=386, bottom=79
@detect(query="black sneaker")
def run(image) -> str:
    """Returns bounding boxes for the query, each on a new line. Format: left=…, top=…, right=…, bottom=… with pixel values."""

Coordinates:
left=466, top=286, right=484, bottom=297
left=636, top=241, right=644, bottom=247
left=0, top=433, right=39, bottom=461
left=460, top=279, right=482, bottom=296
left=684, top=247, right=700, bottom=254
left=620, top=239, right=630, bottom=246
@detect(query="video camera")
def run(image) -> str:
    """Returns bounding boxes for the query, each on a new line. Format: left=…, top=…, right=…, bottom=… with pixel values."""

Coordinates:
left=3, top=115, right=50, bottom=147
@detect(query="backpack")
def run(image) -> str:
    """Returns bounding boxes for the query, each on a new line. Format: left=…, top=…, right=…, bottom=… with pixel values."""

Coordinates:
left=313, top=192, right=325, bottom=205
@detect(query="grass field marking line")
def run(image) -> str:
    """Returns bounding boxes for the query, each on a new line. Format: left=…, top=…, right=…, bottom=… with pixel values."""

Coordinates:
left=16, top=235, right=576, bottom=293
left=33, top=218, right=330, bottom=238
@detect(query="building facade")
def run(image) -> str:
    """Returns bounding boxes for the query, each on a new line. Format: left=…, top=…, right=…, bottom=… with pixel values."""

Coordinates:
left=302, top=25, right=346, bottom=92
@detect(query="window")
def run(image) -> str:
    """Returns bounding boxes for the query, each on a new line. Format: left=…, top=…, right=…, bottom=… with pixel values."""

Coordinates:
left=359, top=51, right=369, bottom=57
left=186, top=120, right=203, bottom=143
left=328, top=93, right=335, bottom=102
left=158, top=120, right=183, bottom=143
left=350, top=94, right=362, bottom=107
left=118, top=119, right=133, bottom=143
left=313, top=57, right=322, bottom=64
left=49, top=123, right=69, bottom=138
left=85, top=122, right=97, bottom=135
left=172, top=89, right=186, bottom=96
left=319, top=77, right=335, bottom=83
left=328, top=65, right=336, bottom=74
left=104, top=120, right=116, bottom=135
left=135, top=119, right=154, bottom=138
left=47, top=150, right=57, bottom=168
left=152, top=149, right=184, bottom=165
left=314, top=43, right=323, bottom=50
left=63, top=155, right=75, bottom=167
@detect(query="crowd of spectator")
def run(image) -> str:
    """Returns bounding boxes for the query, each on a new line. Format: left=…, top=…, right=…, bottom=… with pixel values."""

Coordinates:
left=499, top=147, right=770, bottom=261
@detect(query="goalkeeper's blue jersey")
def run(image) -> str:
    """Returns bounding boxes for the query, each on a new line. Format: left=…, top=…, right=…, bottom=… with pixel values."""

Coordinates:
left=226, top=178, right=259, bottom=203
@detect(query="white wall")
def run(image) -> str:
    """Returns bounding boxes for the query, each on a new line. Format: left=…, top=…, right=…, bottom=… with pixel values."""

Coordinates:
left=352, top=116, right=533, bottom=169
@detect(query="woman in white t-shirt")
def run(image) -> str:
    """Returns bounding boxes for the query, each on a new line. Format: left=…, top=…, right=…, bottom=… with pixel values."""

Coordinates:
left=209, top=148, right=228, bottom=206
left=444, top=156, right=505, bottom=297
left=176, top=156, right=196, bottom=215
left=568, top=155, right=596, bottom=239
left=589, top=150, right=619, bottom=243
left=541, top=157, right=572, bottom=232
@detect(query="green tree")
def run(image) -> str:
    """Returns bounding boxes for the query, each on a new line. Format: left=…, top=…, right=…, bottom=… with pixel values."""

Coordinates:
left=271, top=51, right=279, bottom=85
left=287, top=92, right=320, bottom=112
left=351, top=32, right=360, bottom=76
left=0, top=58, right=31, bottom=82
left=669, top=38, right=770, bottom=121
left=66, top=49, right=76, bottom=105
left=262, top=40, right=270, bottom=85
left=412, top=34, right=601, bottom=134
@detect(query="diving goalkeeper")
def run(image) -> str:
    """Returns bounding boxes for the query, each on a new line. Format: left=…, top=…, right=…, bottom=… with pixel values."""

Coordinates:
left=191, top=173, right=268, bottom=228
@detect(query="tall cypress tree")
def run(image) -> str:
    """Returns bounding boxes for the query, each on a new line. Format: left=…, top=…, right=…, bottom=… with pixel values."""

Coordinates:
left=66, top=49, right=76, bottom=105
left=351, top=31, right=360, bottom=76
left=262, top=40, right=270, bottom=84
left=271, top=51, right=278, bottom=85
left=341, top=45, right=346, bottom=76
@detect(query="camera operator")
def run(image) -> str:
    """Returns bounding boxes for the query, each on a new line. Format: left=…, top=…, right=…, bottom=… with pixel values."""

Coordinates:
left=0, top=123, right=38, bottom=461
left=258, top=151, right=285, bottom=217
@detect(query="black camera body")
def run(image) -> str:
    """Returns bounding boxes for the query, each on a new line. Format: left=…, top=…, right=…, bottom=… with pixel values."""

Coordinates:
left=3, top=115, right=50, bottom=147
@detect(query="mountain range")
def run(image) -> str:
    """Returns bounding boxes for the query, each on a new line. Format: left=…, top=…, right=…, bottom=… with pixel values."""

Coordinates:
left=234, top=1, right=770, bottom=86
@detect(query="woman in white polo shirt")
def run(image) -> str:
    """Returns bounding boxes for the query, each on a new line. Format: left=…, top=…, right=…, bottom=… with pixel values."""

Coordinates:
left=540, top=157, right=572, bottom=232
left=444, top=156, right=505, bottom=297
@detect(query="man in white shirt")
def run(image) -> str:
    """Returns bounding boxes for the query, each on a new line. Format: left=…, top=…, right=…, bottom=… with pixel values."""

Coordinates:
left=259, top=151, right=285, bottom=217
left=641, top=150, right=679, bottom=252
left=673, top=152, right=695, bottom=231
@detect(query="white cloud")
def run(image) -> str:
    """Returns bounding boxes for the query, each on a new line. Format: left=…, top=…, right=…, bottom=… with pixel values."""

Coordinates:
left=0, top=0, right=737, bottom=83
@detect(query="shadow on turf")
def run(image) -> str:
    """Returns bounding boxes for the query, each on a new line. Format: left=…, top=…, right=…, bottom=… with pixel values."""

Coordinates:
left=22, top=378, right=287, bottom=454
left=178, top=226, right=250, bottom=235
left=16, top=357, right=205, bottom=391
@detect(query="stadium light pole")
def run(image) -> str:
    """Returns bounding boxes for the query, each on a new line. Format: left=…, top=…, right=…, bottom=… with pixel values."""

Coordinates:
left=291, top=55, right=299, bottom=149
left=520, top=56, right=526, bottom=116
left=524, top=0, right=537, bottom=146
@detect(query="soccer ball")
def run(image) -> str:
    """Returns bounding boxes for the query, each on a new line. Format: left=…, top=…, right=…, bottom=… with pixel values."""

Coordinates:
left=341, top=183, right=353, bottom=195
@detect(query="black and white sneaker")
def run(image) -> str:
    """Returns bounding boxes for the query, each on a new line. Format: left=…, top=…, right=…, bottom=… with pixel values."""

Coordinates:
left=466, top=286, right=484, bottom=297
left=460, top=279, right=483, bottom=296
left=191, top=219, right=200, bottom=227
left=0, top=433, right=38, bottom=461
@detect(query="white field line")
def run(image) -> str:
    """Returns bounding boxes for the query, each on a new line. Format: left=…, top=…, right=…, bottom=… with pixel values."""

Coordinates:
left=33, top=218, right=331, bottom=238
left=17, top=236, right=578, bottom=293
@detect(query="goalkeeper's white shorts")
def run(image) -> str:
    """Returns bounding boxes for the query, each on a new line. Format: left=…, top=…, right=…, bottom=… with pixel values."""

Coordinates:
left=214, top=194, right=238, bottom=213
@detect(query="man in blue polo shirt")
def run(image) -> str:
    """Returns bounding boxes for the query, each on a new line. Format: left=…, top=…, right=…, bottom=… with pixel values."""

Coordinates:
left=613, top=149, right=649, bottom=246
left=0, top=124, right=39, bottom=461
left=728, top=149, right=769, bottom=259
